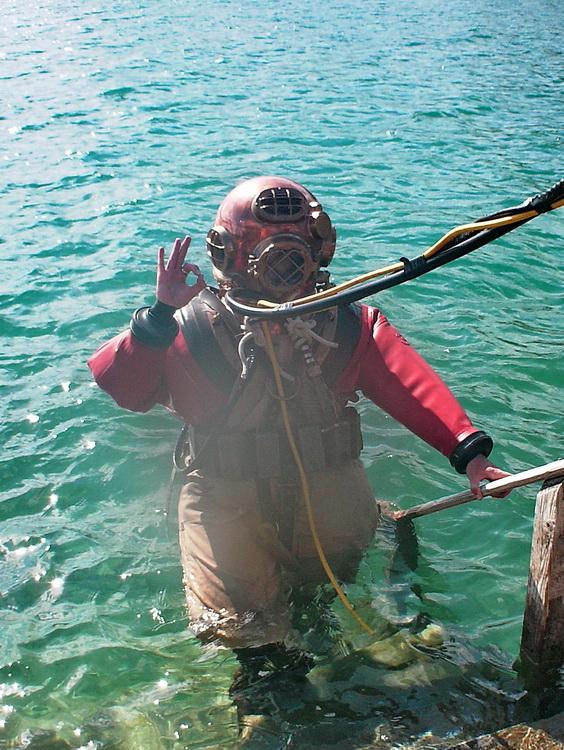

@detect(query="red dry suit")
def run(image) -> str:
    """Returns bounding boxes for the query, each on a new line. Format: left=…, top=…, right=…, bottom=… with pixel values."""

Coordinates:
left=88, top=303, right=477, bottom=455
left=88, top=298, right=486, bottom=647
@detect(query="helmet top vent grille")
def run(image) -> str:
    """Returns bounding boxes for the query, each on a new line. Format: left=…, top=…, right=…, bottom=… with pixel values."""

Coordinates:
left=254, top=187, right=306, bottom=223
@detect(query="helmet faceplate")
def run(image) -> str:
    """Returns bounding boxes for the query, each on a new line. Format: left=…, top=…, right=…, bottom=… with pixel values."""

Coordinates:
left=207, top=176, right=336, bottom=300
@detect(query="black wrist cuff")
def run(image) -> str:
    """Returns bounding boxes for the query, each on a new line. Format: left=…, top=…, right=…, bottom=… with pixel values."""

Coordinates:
left=130, top=302, right=179, bottom=349
left=149, top=300, right=177, bottom=322
left=449, top=430, right=494, bottom=474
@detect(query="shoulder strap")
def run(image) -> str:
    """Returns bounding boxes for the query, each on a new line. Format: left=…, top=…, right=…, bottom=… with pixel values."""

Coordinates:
left=176, top=292, right=239, bottom=395
left=199, top=287, right=241, bottom=336
left=320, top=303, right=362, bottom=387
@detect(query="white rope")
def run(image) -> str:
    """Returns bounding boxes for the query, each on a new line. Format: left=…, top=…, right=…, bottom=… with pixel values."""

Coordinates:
left=285, top=316, right=339, bottom=350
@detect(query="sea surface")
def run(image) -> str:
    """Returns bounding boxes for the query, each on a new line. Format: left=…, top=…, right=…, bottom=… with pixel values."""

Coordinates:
left=1, top=0, right=563, bottom=748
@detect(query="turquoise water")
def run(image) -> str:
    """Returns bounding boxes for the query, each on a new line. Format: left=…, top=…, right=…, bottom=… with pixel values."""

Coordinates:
left=1, top=0, right=563, bottom=747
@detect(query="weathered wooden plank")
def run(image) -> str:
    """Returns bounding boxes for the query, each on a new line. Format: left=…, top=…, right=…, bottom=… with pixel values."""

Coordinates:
left=520, top=478, right=564, bottom=674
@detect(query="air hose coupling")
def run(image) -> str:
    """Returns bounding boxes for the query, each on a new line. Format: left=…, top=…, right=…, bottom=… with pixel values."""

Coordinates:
left=527, top=178, right=564, bottom=214
left=400, top=256, right=427, bottom=281
left=449, top=430, right=494, bottom=475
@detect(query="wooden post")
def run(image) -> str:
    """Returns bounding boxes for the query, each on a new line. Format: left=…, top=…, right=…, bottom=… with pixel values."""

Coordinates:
left=520, top=477, right=564, bottom=676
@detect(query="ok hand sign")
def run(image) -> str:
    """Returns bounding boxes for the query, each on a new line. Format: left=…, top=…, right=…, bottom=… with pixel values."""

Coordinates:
left=156, top=236, right=206, bottom=309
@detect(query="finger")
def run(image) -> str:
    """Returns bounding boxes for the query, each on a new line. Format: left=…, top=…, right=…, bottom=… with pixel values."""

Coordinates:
left=483, top=469, right=512, bottom=498
left=157, top=246, right=165, bottom=270
left=489, top=479, right=512, bottom=498
left=487, top=469, right=511, bottom=480
left=166, top=238, right=183, bottom=271
left=472, top=482, right=483, bottom=499
left=177, top=235, right=192, bottom=268
left=181, top=263, right=202, bottom=276
left=182, top=266, right=206, bottom=293
left=485, top=469, right=509, bottom=492
left=492, top=489, right=512, bottom=499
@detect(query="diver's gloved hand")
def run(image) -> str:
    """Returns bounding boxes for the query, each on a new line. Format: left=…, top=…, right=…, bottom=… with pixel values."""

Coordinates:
left=156, top=235, right=206, bottom=309
left=466, top=454, right=511, bottom=498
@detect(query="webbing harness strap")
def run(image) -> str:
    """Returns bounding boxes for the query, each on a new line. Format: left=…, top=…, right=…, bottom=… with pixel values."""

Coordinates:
left=320, top=304, right=362, bottom=387
left=199, top=287, right=241, bottom=336
left=176, top=292, right=238, bottom=395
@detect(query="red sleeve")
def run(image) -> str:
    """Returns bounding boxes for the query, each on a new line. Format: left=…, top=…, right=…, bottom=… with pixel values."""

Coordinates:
left=337, top=305, right=478, bottom=458
left=88, top=328, right=230, bottom=423
left=87, top=330, right=169, bottom=412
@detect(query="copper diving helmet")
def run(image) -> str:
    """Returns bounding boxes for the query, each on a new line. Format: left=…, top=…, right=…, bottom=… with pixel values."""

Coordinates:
left=206, top=176, right=336, bottom=301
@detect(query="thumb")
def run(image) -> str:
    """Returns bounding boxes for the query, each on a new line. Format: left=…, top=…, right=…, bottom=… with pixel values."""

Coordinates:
left=470, top=476, right=483, bottom=498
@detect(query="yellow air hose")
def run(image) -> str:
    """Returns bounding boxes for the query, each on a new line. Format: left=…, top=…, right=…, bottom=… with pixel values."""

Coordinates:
left=261, top=321, right=375, bottom=636
left=257, top=197, right=564, bottom=310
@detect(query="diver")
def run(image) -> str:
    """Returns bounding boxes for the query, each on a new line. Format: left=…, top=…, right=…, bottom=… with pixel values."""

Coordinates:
left=87, top=176, right=509, bottom=714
